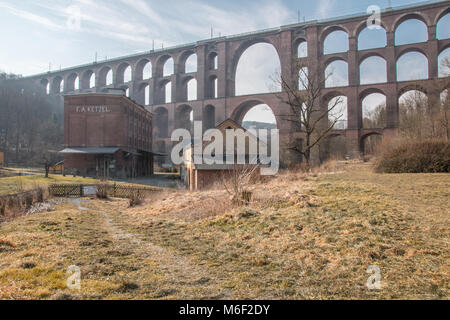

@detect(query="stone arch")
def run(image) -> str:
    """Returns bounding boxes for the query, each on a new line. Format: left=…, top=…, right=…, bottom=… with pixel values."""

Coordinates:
left=437, top=10, right=450, bottom=40
left=360, top=132, right=383, bottom=155
left=154, top=107, right=169, bottom=138
left=64, top=73, right=79, bottom=92
left=393, top=12, right=431, bottom=31
left=203, top=105, right=216, bottom=130
left=434, top=6, right=450, bottom=25
left=356, top=23, right=387, bottom=51
left=138, top=82, right=151, bottom=106
left=98, top=66, right=113, bottom=87
left=398, top=84, right=428, bottom=99
left=81, top=69, right=95, bottom=90
left=116, top=62, right=132, bottom=84
left=208, top=52, right=218, bottom=70
left=321, top=133, right=347, bottom=161
left=359, top=55, right=387, bottom=85
left=231, top=38, right=281, bottom=96
left=325, top=59, right=349, bottom=88
left=135, top=58, right=152, bottom=81
left=294, top=38, right=308, bottom=58
left=321, top=26, right=349, bottom=55
left=40, top=78, right=50, bottom=94
left=176, top=104, right=193, bottom=131
left=180, top=51, right=197, bottom=73
left=52, top=76, right=63, bottom=94
left=155, top=54, right=173, bottom=77
left=394, top=14, right=429, bottom=45
left=397, top=51, right=429, bottom=81
left=230, top=99, right=278, bottom=126
left=360, top=91, right=387, bottom=129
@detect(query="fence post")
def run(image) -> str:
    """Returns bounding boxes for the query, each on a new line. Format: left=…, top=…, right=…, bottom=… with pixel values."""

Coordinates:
left=80, top=184, right=83, bottom=197
left=114, top=183, right=116, bottom=197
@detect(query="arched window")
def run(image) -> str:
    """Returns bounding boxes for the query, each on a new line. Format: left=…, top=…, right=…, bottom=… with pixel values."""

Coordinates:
left=324, top=30, right=348, bottom=54
left=360, top=56, right=387, bottom=84
left=395, top=18, right=428, bottom=45
left=397, top=52, right=428, bottom=81
left=325, top=60, right=348, bottom=88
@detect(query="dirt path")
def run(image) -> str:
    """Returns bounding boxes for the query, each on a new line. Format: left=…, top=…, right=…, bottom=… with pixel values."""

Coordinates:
left=82, top=200, right=234, bottom=299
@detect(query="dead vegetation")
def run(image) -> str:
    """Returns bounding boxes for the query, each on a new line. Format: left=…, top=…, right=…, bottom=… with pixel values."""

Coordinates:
left=0, top=163, right=448, bottom=300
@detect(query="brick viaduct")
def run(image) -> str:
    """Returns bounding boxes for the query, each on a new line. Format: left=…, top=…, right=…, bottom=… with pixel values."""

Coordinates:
left=23, top=1, right=450, bottom=165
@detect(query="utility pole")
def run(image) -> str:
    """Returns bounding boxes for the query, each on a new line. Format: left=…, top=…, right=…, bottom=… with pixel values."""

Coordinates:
left=95, top=52, right=97, bottom=63
left=211, top=26, right=213, bottom=39
left=298, top=10, right=300, bottom=23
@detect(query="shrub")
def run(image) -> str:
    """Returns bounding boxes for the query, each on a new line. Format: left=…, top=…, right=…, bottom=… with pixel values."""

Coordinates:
left=128, top=190, right=145, bottom=208
left=96, top=184, right=109, bottom=200
left=375, top=140, right=450, bottom=173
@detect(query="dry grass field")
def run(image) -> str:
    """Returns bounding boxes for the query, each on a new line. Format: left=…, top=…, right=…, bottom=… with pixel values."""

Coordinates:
left=0, top=163, right=448, bottom=300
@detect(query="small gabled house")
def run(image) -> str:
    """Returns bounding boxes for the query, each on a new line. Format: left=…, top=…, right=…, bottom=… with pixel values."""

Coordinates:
left=181, top=119, right=267, bottom=191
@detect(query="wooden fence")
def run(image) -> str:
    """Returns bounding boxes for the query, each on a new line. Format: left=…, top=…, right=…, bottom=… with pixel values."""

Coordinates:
left=48, top=184, right=160, bottom=199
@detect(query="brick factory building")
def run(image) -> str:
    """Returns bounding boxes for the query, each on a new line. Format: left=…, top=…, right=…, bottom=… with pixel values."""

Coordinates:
left=60, top=89, right=158, bottom=178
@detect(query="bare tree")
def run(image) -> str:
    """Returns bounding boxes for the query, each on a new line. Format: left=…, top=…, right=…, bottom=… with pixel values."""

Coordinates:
left=222, top=163, right=259, bottom=206
left=274, top=61, right=343, bottom=166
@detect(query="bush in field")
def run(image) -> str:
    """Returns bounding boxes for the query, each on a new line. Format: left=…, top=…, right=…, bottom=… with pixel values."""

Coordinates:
left=375, top=140, right=450, bottom=173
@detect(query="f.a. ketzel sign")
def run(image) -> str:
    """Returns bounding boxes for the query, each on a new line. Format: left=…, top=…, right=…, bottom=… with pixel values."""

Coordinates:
left=75, top=105, right=112, bottom=113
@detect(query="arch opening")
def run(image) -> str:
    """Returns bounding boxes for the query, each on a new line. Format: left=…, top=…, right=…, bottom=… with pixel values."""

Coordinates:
left=362, top=93, right=386, bottom=129
left=361, top=133, right=383, bottom=155
left=321, top=135, right=347, bottom=161
left=325, top=60, right=348, bottom=88
left=437, top=13, right=450, bottom=40
left=358, top=27, right=386, bottom=50
left=163, top=58, right=174, bottom=77
left=241, top=104, right=277, bottom=131
left=397, top=51, right=428, bottom=81
left=164, top=81, right=172, bottom=104
left=235, top=43, right=281, bottom=96
left=399, top=90, right=430, bottom=139
left=324, top=30, right=349, bottom=54
left=185, top=54, right=198, bottom=73
left=438, top=48, right=450, bottom=78
left=187, top=78, right=197, bottom=101
left=297, top=41, right=308, bottom=58
left=360, top=56, right=387, bottom=85
left=328, top=96, right=348, bottom=130
left=395, top=19, right=428, bottom=45
left=209, top=52, right=218, bottom=70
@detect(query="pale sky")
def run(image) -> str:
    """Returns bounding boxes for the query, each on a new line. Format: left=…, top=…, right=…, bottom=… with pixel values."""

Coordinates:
left=0, top=0, right=449, bottom=124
